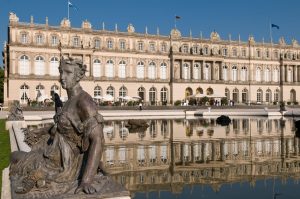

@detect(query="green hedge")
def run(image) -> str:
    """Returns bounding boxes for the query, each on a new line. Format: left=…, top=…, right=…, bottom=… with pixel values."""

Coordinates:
left=0, top=119, right=10, bottom=190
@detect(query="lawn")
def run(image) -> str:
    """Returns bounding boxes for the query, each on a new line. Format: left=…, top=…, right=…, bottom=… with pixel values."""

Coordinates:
left=0, top=119, right=10, bottom=192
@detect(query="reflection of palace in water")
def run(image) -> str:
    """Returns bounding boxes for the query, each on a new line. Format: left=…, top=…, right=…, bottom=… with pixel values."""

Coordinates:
left=102, top=118, right=300, bottom=194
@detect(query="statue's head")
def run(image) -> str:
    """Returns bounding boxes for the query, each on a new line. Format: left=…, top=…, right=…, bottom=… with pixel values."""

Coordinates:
left=59, top=56, right=87, bottom=89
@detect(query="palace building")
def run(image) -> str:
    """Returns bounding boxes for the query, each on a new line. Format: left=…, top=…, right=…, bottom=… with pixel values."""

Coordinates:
left=3, top=13, right=300, bottom=106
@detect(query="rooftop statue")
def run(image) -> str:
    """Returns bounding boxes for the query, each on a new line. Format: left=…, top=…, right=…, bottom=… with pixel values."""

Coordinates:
left=10, top=56, right=128, bottom=199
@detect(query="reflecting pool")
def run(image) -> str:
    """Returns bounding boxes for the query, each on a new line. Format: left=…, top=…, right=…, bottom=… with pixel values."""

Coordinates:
left=102, top=117, right=300, bottom=199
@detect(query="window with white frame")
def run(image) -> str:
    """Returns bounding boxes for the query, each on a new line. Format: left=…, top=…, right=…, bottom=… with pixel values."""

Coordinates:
left=256, top=67, right=262, bottom=82
left=20, top=84, right=29, bottom=104
left=273, top=68, right=279, bottom=82
left=73, top=36, right=80, bottom=47
left=149, top=87, right=156, bottom=104
left=161, top=43, right=167, bottom=52
left=257, top=89, right=263, bottom=103
left=148, top=62, right=156, bottom=79
left=119, top=86, right=127, bottom=98
left=256, top=49, right=261, bottom=58
left=138, top=42, right=144, bottom=51
left=107, top=40, right=113, bottom=49
left=266, top=89, right=272, bottom=103
left=274, top=51, right=279, bottom=59
left=149, top=43, right=155, bottom=52
left=192, top=46, right=198, bottom=54
left=106, top=147, right=114, bottom=165
left=137, top=61, right=144, bottom=79
left=118, top=60, right=126, bottom=78
left=183, top=63, right=189, bottom=79
left=106, top=86, right=114, bottom=97
left=19, top=55, right=30, bottom=75
left=266, top=50, right=270, bottom=58
left=50, top=57, right=59, bottom=76
left=264, top=68, right=271, bottom=82
left=232, top=48, right=237, bottom=57
left=232, top=66, right=237, bottom=81
left=242, top=89, right=248, bottom=103
left=223, top=48, right=228, bottom=56
left=51, top=35, right=58, bottom=46
left=193, top=63, right=200, bottom=79
left=105, top=60, right=114, bottom=78
left=225, top=88, right=230, bottom=100
left=120, top=41, right=125, bottom=50
left=94, top=39, right=100, bottom=49
left=35, top=56, right=45, bottom=75
left=94, top=86, right=102, bottom=98
left=222, top=65, right=228, bottom=81
left=203, top=46, right=209, bottom=55
left=160, top=63, right=167, bottom=79
left=204, top=64, right=209, bottom=80
left=149, top=145, right=156, bottom=162
left=241, top=66, right=247, bottom=81
left=242, top=49, right=246, bottom=57
left=93, top=59, right=101, bottom=77
left=21, top=33, right=28, bottom=44
left=182, top=45, right=189, bottom=53
left=36, top=34, right=43, bottom=45
left=160, top=87, right=167, bottom=103
left=160, top=145, right=167, bottom=162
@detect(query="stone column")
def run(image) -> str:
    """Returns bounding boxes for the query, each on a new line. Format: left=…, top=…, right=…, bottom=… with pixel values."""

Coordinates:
left=294, top=65, right=297, bottom=82
left=102, top=57, right=106, bottom=78
left=191, top=60, right=194, bottom=80
left=211, top=61, right=215, bottom=80
left=202, top=60, right=205, bottom=80
left=219, top=62, right=223, bottom=80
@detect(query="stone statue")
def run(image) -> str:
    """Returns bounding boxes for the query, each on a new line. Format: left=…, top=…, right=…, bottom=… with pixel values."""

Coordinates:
left=10, top=57, right=128, bottom=198
left=7, top=100, right=24, bottom=121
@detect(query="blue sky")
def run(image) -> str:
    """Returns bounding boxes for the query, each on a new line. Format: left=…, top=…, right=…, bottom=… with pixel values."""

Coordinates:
left=1, top=0, right=300, bottom=58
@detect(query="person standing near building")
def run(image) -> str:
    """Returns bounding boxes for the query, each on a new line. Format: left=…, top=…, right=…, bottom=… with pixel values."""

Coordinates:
left=139, top=101, right=142, bottom=111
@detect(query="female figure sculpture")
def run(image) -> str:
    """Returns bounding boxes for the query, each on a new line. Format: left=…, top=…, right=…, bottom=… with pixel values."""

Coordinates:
left=10, top=57, right=109, bottom=198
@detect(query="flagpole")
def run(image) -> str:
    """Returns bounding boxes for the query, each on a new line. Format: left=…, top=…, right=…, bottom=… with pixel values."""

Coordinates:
left=67, top=0, right=70, bottom=20
left=174, top=15, right=177, bottom=29
left=269, top=21, right=273, bottom=44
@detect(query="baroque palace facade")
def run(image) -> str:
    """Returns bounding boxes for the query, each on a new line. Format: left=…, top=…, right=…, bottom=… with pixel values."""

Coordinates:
left=3, top=13, right=300, bottom=105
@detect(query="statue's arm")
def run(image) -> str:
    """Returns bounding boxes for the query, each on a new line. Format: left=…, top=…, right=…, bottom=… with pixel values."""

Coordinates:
left=75, top=95, right=103, bottom=194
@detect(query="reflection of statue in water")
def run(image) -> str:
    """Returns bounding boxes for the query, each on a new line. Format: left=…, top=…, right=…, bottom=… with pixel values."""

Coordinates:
left=10, top=57, right=128, bottom=198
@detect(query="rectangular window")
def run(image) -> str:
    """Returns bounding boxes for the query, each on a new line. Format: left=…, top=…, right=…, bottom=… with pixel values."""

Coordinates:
left=242, top=49, right=246, bottom=57
left=257, top=50, right=261, bottom=58
left=223, top=48, right=228, bottom=56
left=120, top=41, right=125, bottom=50
left=183, top=45, right=188, bottom=53
left=36, top=35, right=43, bottom=44
left=51, top=35, right=57, bottom=46
left=21, top=34, right=28, bottom=44
left=95, top=39, right=100, bottom=49
left=73, top=37, right=79, bottom=47
left=107, top=40, right=113, bottom=49
left=149, top=43, right=155, bottom=51
left=266, top=51, right=269, bottom=58
left=138, top=42, right=143, bottom=51
left=161, top=44, right=167, bottom=52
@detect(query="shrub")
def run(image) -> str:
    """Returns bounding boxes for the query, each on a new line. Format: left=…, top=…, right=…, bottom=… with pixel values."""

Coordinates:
left=174, top=100, right=181, bottom=106
left=221, top=97, right=228, bottom=105
left=30, top=100, right=38, bottom=107
left=287, top=101, right=291, bottom=105
left=273, top=101, right=277, bottom=105
left=200, top=97, right=209, bottom=105
left=188, top=98, right=197, bottom=106
left=294, top=101, right=299, bottom=105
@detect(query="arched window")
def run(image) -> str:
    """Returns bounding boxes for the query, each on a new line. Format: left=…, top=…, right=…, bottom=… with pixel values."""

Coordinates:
left=50, top=57, right=59, bottom=76
left=241, top=66, right=247, bottom=81
left=232, top=66, right=237, bottom=81
left=106, top=86, right=114, bottom=97
left=105, top=60, right=114, bottom=78
left=266, top=89, right=272, bottom=103
left=20, top=84, right=29, bottom=104
left=290, top=89, right=296, bottom=103
left=287, top=68, right=293, bottom=82
left=160, top=87, right=168, bottom=103
left=94, top=86, right=102, bottom=98
left=119, top=86, right=127, bottom=98
left=264, top=68, right=270, bottom=82
left=273, top=68, right=279, bottom=82
left=148, top=62, right=156, bottom=79
left=19, top=55, right=30, bottom=75
left=185, top=87, right=193, bottom=98
left=222, top=65, right=228, bottom=81
left=183, top=63, right=189, bottom=79
left=257, top=89, right=263, bottom=103
left=149, top=87, right=156, bottom=105
left=35, top=84, right=45, bottom=102
left=206, top=88, right=214, bottom=96
left=118, top=60, right=126, bottom=78
left=51, top=85, right=59, bottom=96
left=193, top=63, right=200, bottom=80
left=93, top=59, right=101, bottom=78
left=35, top=56, right=45, bottom=75
left=242, top=88, right=248, bottom=103
left=196, top=87, right=203, bottom=94
left=138, top=87, right=145, bottom=101
left=232, top=88, right=239, bottom=103
left=225, top=88, right=230, bottom=100
left=204, top=64, right=210, bottom=80
left=160, top=63, right=167, bottom=79
left=256, top=67, right=262, bottom=82
left=274, top=89, right=279, bottom=103
left=137, top=61, right=144, bottom=79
